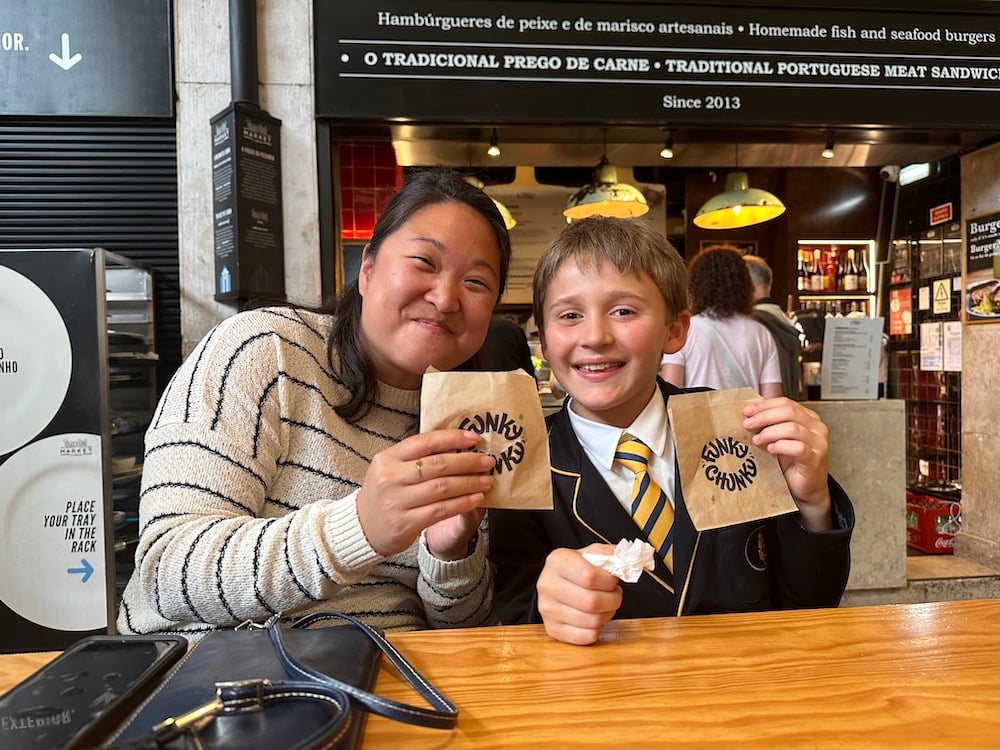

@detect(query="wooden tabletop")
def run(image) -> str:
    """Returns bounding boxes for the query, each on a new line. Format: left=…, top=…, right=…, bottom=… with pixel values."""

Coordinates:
left=363, top=599, right=1000, bottom=748
left=4, top=600, right=999, bottom=747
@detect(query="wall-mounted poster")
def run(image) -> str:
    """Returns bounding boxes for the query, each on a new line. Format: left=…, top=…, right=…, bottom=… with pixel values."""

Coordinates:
left=965, top=212, right=1000, bottom=323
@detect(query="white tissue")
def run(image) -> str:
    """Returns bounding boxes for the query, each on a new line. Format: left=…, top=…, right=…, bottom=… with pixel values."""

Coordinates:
left=581, top=539, right=656, bottom=583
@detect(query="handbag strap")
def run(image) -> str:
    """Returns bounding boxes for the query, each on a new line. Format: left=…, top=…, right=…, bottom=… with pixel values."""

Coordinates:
left=278, top=610, right=458, bottom=730
left=114, top=678, right=352, bottom=750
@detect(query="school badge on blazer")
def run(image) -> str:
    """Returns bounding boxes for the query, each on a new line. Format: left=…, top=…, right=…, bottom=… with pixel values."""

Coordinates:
left=744, top=524, right=768, bottom=571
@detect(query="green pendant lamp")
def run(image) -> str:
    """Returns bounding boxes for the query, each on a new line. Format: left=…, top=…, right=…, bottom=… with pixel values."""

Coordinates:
left=693, top=171, right=785, bottom=229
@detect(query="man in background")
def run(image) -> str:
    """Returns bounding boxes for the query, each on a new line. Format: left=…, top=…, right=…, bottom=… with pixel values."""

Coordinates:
left=744, top=255, right=802, bottom=400
left=483, top=316, right=537, bottom=379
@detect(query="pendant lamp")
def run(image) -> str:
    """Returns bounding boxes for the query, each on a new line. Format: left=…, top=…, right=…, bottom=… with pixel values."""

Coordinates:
left=563, top=157, right=649, bottom=220
left=693, top=171, right=785, bottom=229
left=464, top=175, right=516, bottom=230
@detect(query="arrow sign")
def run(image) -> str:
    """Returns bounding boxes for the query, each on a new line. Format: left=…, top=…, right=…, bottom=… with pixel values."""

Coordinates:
left=68, top=558, right=94, bottom=583
left=49, top=32, right=83, bottom=71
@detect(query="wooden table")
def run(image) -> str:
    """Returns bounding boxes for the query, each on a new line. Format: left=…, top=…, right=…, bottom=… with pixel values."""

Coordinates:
left=4, top=600, right=1000, bottom=747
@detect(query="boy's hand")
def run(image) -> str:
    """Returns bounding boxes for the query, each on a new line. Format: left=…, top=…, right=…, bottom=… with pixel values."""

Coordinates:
left=536, top=545, right=624, bottom=645
left=742, top=397, right=833, bottom=532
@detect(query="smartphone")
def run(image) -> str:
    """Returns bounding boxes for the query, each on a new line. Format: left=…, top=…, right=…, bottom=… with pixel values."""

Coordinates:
left=0, top=634, right=187, bottom=750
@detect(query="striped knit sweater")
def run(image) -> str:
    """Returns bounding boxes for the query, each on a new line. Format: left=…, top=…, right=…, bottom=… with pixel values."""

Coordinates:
left=116, top=307, right=494, bottom=637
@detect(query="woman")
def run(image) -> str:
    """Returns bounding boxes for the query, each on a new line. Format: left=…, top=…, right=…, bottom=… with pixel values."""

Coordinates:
left=117, top=168, right=511, bottom=636
left=660, top=245, right=782, bottom=398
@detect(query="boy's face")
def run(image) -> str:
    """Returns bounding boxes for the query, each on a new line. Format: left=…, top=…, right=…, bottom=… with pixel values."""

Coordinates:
left=539, top=259, right=689, bottom=428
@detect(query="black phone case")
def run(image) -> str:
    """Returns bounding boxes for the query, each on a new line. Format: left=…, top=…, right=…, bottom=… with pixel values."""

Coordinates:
left=0, top=634, right=187, bottom=750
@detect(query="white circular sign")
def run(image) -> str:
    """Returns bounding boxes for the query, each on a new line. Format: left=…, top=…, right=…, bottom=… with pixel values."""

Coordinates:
left=0, top=433, right=107, bottom=631
left=0, top=266, right=74, bottom=455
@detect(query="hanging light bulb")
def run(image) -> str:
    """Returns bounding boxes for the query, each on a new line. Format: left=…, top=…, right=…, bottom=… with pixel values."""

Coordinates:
left=564, top=158, right=649, bottom=220
left=487, top=128, right=501, bottom=158
left=693, top=171, right=785, bottom=229
left=821, top=134, right=835, bottom=159
left=659, top=131, right=674, bottom=160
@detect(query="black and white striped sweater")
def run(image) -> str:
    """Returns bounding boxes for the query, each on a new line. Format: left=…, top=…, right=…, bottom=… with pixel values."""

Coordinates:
left=116, top=307, right=493, bottom=637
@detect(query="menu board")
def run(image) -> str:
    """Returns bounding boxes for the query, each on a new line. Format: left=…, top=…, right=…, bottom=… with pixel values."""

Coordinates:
left=820, top=317, right=883, bottom=400
left=0, top=250, right=112, bottom=652
left=965, top=211, right=1000, bottom=323
left=316, top=1, right=1000, bottom=128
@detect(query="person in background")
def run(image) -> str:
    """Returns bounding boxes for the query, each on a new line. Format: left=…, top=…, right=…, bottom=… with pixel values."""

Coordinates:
left=744, top=254, right=803, bottom=400
left=490, top=217, right=854, bottom=645
left=483, top=316, right=536, bottom=379
left=117, top=168, right=510, bottom=637
left=660, top=245, right=783, bottom=398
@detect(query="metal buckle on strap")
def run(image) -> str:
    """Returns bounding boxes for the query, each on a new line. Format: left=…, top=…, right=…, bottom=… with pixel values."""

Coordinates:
left=151, top=679, right=272, bottom=745
left=234, top=613, right=282, bottom=630
left=216, top=678, right=271, bottom=713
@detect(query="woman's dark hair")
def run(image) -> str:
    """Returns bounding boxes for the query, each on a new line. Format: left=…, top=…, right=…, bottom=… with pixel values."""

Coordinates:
left=687, top=245, right=753, bottom=319
left=332, top=167, right=512, bottom=421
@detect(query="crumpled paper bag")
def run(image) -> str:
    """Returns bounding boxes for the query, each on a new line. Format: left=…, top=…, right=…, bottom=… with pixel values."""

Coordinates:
left=420, top=369, right=553, bottom=510
left=667, top=388, right=797, bottom=531
left=582, top=539, right=655, bottom=583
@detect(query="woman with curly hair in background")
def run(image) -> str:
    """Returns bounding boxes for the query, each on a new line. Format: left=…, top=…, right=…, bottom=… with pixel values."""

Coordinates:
left=660, top=245, right=782, bottom=397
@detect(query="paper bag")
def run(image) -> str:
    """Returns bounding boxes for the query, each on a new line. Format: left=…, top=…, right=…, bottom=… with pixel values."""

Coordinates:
left=420, top=369, right=553, bottom=510
left=667, top=387, right=797, bottom=530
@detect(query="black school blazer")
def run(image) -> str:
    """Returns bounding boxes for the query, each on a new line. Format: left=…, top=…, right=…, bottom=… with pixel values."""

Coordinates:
left=491, top=379, right=855, bottom=625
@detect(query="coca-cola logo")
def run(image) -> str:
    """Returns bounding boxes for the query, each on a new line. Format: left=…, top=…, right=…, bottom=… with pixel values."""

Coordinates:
left=935, top=536, right=955, bottom=550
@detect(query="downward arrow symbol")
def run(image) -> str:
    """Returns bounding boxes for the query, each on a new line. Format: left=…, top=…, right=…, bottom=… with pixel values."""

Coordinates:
left=49, top=33, right=83, bottom=71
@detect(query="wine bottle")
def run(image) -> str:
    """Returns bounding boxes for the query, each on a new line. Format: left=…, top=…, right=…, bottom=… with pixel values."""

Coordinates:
left=797, top=251, right=809, bottom=292
left=843, top=248, right=859, bottom=291
left=810, top=249, right=824, bottom=291
left=823, top=249, right=837, bottom=291
left=857, top=248, right=869, bottom=291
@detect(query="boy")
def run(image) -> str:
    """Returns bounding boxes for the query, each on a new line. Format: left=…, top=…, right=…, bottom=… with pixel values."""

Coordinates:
left=490, top=216, right=854, bottom=646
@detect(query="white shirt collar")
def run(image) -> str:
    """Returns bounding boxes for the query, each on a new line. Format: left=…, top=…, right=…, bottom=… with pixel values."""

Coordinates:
left=567, top=388, right=671, bottom=471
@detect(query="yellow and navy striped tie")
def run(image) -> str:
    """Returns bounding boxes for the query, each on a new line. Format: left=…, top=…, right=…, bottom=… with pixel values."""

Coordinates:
left=615, top=436, right=674, bottom=572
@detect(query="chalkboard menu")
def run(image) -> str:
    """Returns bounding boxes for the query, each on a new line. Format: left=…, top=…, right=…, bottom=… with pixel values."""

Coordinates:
left=315, top=0, right=1000, bottom=128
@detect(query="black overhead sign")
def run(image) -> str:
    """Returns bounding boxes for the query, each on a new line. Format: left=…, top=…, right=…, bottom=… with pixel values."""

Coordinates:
left=0, top=0, right=172, bottom=117
left=315, top=0, right=1000, bottom=129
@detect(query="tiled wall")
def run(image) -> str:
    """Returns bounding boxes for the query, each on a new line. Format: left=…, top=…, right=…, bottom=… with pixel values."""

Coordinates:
left=339, top=142, right=403, bottom=240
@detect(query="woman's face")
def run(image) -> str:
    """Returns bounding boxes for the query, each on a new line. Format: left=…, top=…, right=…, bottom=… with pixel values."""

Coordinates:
left=358, top=200, right=502, bottom=389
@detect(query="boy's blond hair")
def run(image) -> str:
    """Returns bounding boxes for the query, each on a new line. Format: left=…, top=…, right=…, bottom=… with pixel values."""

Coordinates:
left=532, top=216, right=688, bottom=330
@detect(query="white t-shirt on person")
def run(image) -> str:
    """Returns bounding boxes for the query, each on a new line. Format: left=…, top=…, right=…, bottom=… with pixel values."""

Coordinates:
left=661, top=313, right=781, bottom=393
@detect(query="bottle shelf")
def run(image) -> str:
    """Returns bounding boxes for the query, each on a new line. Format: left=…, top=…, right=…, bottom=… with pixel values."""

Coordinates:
left=797, top=294, right=873, bottom=300
left=796, top=239, right=875, bottom=300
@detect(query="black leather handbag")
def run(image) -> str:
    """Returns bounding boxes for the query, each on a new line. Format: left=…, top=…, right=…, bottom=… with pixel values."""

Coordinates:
left=106, top=611, right=458, bottom=749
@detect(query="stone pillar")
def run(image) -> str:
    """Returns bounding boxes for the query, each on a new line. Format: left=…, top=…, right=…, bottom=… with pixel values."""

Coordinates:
left=807, top=399, right=907, bottom=591
left=174, top=0, right=320, bottom=355
left=957, top=142, right=1000, bottom=569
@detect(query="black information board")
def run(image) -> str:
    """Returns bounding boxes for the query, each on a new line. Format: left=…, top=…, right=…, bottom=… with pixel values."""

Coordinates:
left=0, top=0, right=172, bottom=117
left=211, top=104, right=285, bottom=303
left=315, top=0, right=1000, bottom=128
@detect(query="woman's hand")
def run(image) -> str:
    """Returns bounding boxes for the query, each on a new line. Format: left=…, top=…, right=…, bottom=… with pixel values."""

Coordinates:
left=356, top=429, right=493, bottom=558
left=742, top=397, right=833, bottom=532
